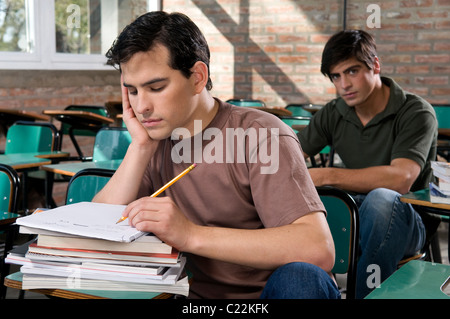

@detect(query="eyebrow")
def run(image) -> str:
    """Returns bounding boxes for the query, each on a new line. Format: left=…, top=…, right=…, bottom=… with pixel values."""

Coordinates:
left=123, top=77, right=168, bottom=88
left=330, top=64, right=362, bottom=77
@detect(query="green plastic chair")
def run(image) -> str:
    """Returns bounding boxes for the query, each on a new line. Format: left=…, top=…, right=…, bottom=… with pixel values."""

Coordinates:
left=280, top=116, right=311, bottom=134
left=285, top=104, right=315, bottom=117
left=65, top=168, right=114, bottom=204
left=61, top=105, right=110, bottom=137
left=0, top=164, right=20, bottom=214
left=433, top=105, right=450, bottom=161
left=317, top=186, right=359, bottom=299
left=5, top=121, right=59, bottom=154
left=0, top=164, right=20, bottom=299
left=226, top=99, right=266, bottom=107
left=92, top=127, right=131, bottom=162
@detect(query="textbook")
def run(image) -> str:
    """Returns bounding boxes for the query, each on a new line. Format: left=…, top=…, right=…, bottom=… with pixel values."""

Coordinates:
left=35, top=233, right=173, bottom=254
left=20, top=274, right=190, bottom=296
left=429, top=182, right=450, bottom=204
left=27, top=243, right=181, bottom=264
left=15, top=202, right=146, bottom=242
left=431, top=161, right=450, bottom=176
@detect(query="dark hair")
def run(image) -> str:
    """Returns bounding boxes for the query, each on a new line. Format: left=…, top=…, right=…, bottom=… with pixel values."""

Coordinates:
left=320, top=30, right=377, bottom=79
left=106, top=11, right=212, bottom=90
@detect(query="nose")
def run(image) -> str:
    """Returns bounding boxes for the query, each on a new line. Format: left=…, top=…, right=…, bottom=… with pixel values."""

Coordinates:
left=133, top=92, right=153, bottom=115
left=340, top=74, right=352, bottom=90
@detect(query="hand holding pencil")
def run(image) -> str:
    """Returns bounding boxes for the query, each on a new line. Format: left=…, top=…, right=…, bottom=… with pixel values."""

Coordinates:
left=116, top=163, right=197, bottom=224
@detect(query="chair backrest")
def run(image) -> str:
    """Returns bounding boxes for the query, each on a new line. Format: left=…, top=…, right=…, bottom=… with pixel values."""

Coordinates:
left=285, top=104, right=315, bottom=117
left=432, top=105, right=450, bottom=129
left=61, top=105, right=110, bottom=136
left=0, top=164, right=20, bottom=213
left=92, top=127, right=131, bottom=162
left=65, top=168, right=114, bottom=204
left=316, top=186, right=359, bottom=299
left=280, top=116, right=311, bottom=133
left=226, top=99, right=266, bottom=107
left=4, top=121, right=59, bottom=154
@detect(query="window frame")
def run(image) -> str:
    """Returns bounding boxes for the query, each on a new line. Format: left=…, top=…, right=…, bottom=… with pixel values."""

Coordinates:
left=0, top=0, right=161, bottom=70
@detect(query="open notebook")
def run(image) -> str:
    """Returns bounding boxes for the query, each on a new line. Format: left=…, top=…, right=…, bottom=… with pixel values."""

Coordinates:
left=16, top=202, right=146, bottom=242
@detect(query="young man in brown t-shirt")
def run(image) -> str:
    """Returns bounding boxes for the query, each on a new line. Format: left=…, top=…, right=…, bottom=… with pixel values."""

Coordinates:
left=93, top=11, right=339, bottom=299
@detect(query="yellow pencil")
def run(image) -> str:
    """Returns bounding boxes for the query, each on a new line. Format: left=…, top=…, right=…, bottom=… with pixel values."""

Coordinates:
left=115, top=163, right=197, bottom=224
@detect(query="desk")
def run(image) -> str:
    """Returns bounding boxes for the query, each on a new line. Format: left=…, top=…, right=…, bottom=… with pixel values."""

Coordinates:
left=251, top=107, right=293, bottom=117
left=365, top=260, right=450, bottom=299
left=0, top=151, right=70, bottom=170
left=4, top=272, right=172, bottom=299
left=41, top=159, right=122, bottom=177
left=401, top=188, right=450, bottom=263
left=0, top=109, right=50, bottom=136
left=43, top=110, right=114, bottom=159
left=41, top=160, right=121, bottom=207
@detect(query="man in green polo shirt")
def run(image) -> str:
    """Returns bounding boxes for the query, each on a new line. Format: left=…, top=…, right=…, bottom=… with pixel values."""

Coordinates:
left=297, top=30, right=437, bottom=299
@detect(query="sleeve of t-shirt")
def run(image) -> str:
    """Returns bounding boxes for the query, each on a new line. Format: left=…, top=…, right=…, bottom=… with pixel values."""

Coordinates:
left=247, top=128, right=325, bottom=228
left=391, top=97, right=437, bottom=169
left=297, top=103, right=334, bottom=157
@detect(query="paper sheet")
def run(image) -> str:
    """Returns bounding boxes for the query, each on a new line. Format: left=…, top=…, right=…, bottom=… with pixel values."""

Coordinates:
left=16, top=202, right=146, bottom=242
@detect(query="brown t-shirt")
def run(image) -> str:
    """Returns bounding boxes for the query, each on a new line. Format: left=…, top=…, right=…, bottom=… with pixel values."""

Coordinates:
left=137, top=99, right=324, bottom=298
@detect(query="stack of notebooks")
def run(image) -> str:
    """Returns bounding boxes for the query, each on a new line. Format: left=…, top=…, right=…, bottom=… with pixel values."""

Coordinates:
left=6, top=202, right=189, bottom=297
left=429, top=161, right=450, bottom=204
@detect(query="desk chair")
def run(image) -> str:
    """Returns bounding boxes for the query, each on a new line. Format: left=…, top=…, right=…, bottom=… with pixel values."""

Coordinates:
left=4, top=121, right=60, bottom=210
left=285, top=104, right=315, bottom=117
left=433, top=105, right=450, bottom=161
left=65, top=168, right=114, bottom=204
left=59, top=105, right=111, bottom=160
left=317, top=186, right=359, bottom=299
left=0, top=164, right=21, bottom=299
left=45, top=127, right=130, bottom=207
left=226, top=99, right=266, bottom=107
left=92, top=127, right=131, bottom=162
left=5, top=121, right=60, bottom=154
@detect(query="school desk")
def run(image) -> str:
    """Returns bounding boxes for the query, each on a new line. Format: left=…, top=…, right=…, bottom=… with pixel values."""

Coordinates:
left=365, top=260, right=450, bottom=299
left=0, top=109, right=50, bottom=135
left=41, top=159, right=121, bottom=207
left=4, top=272, right=172, bottom=299
left=43, top=110, right=114, bottom=159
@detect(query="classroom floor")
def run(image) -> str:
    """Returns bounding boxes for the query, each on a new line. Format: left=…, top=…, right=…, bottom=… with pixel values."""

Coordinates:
left=3, top=221, right=449, bottom=299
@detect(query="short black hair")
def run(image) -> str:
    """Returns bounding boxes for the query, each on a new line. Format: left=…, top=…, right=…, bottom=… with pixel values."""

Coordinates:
left=106, top=11, right=212, bottom=90
left=321, top=30, right=378, bottom=79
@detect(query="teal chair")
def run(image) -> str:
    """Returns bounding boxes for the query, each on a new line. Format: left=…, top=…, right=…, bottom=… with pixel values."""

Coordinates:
left=317, top=186, right=359, bottom=299
left=285, top=104, right=315, bottom=117
left=65, top=168, right=114, bottom=204
left=61, top=105, right=110, bottom=137
left=5, top=121, right=60, bottom=154
left=433, top=105, right=450, bottom=161
left=0, top=164, right=20, bottom=299
left=4, top=121, right=60, bottom=209
left=226, top=99, right=266, bottom=107
left=92, top=127, right=131, bottom=162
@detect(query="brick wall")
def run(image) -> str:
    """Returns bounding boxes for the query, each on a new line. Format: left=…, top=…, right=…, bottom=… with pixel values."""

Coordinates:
left=162, top=0, right=450, bottom=106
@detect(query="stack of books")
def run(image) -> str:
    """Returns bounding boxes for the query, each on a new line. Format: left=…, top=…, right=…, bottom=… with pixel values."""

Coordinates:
left=429, top=161, right=450, bottom=204
left=6, top=202, right=189, bottom=297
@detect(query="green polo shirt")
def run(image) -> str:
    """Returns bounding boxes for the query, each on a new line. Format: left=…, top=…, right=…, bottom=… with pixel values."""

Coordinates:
left=298, top=77, right=437, bottom=191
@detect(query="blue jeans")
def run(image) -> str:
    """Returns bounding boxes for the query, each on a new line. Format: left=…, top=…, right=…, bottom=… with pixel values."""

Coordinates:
left=352, top=188, right=426, bottom=299
left=260, top=262, right=341, bottom=299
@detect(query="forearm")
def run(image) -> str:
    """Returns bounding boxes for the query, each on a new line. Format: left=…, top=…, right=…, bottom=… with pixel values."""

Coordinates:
left=310, top=163, right=417, bottom=194
left=92, top=143, right=155, bottom=204
left=184, top=213, right=335, bottom=272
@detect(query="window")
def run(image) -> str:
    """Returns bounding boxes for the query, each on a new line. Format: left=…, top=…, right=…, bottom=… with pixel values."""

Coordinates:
left=0, top=0, right=160, bottom=70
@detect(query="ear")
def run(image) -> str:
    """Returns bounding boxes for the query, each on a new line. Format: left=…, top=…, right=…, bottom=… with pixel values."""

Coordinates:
left=191, top=61, right=209, bottom=94
left=373, top=56, right=381, bottom=74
